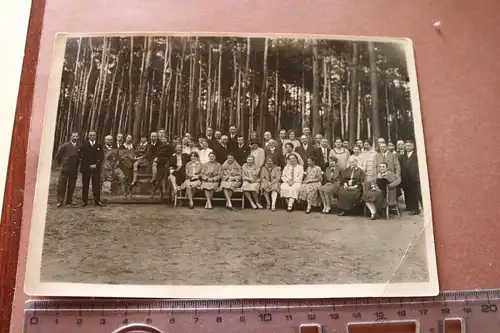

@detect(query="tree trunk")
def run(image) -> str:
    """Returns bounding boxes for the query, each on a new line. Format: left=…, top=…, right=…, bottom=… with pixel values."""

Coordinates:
left=327, top=60, right=334, bottom=143
left=311, top=40, right=322, bottom=135
left=241, top=37, right=251, bottom=138
left=172, top=55, right=180, bottom=137
left=274, top=39, right=280, bottom=133
left=132, top=36, right=154, bottom=143
left=91, top=37, right=109, bottom=132
left=206, top=45, right=212, bottom=130
left=356, top=75, right=361, bottom=140
left=127, top=37, right=135, bottom=135
left=258, top=38, right=269, bottom=139
left=65, top=37, right=82, bottom=140
left=103, top=39, right=122, bottom=135
left=74, top=44, right=87, bottom=130
left=385, top=77, right=391, bottom=142
left=112, top=45, right=126, bottom=136
left=197, top=51, right=204, bottom=135
left=188, top=37, right=200, bottom=135
left=348, top=42, right=359, bottom=144
left=322, top=57, right=328, bottom=139
left=216, top=39, right=223, bottom=130
left=178, top=40, right=186, bottom=135
left=230, top=47, right=237, bottom=127
left=80, top=39, right=95, bottom=135
left=368, top=41, right=381, bottom=141
left=159, top=37, right=171, bottom=131
left=301, top=47, right=306, bottom=129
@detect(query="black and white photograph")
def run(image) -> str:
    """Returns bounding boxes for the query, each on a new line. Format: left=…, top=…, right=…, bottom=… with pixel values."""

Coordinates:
left=25, top=33, right=437, bottom=298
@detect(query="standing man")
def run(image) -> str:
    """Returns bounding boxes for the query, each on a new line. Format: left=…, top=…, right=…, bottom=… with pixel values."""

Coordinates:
left=158, top=129, right=166, bottom=140
left=276, top=129, right=287, bottom=150
left=228, top=125, right=239, bottom=153
left=400, top=140, right=421, bottom=215
left=396, top=140, right=405, bottom=156
left=205, top=127, right=216, bottom=149
left=317, top=138, right=331, bottom=171
left=123, top=134, right=134, bottom=150
left=314, top=134, right=323, bottom=148
left=115, top=133, right=125, bottom=149
left=295, top=135, right=316, bottom=163
left=80, top=131, right=104, bottom=207
left=263, top=131, right=273, bottom=148
left=234, top=136, right=250, bottom=166
left=214, top=135, right=229, bottom=164
left=376, top=137, right=386, bottom=152
left=302, top=127, right=315, bottom=146
left=214, top=130, right=222, bottom=143
left=55, top=131, right=80, bottom=207
left=104, top=135, right=114, bottom=150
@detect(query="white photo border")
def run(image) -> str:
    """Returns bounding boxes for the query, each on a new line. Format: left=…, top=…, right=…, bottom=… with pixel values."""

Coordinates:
left=25, top=32, right=438, bottom=298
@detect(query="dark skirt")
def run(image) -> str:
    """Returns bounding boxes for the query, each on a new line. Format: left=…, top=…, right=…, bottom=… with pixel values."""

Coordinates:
left=337, top=187, right=362, bottom=210
left=362, top=189, right=386, bottom=209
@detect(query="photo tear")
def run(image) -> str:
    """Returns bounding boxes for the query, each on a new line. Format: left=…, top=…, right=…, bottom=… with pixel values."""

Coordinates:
left=25, top=33, right=438, bottom=298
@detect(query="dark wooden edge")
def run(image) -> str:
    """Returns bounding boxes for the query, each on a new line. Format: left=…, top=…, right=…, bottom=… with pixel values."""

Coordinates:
left=0, top=0, right=46, bottom=332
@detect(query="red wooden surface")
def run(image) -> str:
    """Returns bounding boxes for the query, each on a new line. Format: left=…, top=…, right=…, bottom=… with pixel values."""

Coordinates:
left=0, top=1, right=44, bottom=332
left=4, top=0, right=500, bottom=332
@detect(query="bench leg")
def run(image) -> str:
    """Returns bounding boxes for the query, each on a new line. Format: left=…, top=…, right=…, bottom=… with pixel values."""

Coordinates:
left=241, top=194, right=245, bottom=209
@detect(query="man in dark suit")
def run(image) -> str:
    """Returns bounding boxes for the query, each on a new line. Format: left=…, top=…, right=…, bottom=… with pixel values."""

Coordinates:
left=79, top=131, right=104, bottom=206
left=276, top=129, right=287, bottom=150
left=400, top=140, right=421, bottom=215
left=302, top=127, right=315, bottom=146
left=317, top=138, right=331, bottom=171
left=204, top=127, right=216, bottom=149
left=55, top=131, right=81, bottom=207
left=168, top=143, right=190, bottom=191
left=234, top=136, right=250, bottom=166
left=295, top=135, right=317, bottom=163
left=213, top=135, right=229, bottom=164
left=114, top=133, right=125, bottom=149
left=228, top=125, right=239, bottom=153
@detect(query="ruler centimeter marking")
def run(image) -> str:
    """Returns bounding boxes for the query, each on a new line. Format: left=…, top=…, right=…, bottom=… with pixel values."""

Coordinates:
left=24, top=290, right=500, bottom=333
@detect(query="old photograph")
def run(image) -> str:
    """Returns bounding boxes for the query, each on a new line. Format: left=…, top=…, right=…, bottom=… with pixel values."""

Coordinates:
left=25, top=33, right=438, bottom=298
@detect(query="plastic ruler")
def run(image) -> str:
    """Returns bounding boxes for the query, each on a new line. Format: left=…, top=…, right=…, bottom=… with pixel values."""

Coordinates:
left=24, top=289, right=500, bottom=333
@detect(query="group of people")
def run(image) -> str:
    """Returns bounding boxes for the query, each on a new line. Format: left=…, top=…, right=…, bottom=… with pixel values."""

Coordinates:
left=54, top=126, right=422, bottom=219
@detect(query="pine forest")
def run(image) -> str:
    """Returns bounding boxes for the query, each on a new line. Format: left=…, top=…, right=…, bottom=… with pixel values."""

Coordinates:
left=53, top=35, right=416, bottom=152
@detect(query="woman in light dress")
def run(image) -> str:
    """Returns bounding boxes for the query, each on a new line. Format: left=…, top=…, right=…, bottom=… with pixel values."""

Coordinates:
left=362, top=162, right=401, bottom=220
left=200, top=152, right=222, bottom=209
left=241, top=155, right=263, bottom=209
left=280, top=154, right=304, bottom=212
left=359, top=140, right=378, bottom=183
left=283, top=142, right=304, bottom=165
left=337, top=156, right=365, bottom=216
left=298, top=157, right=323, bottom=214
left=220, top=153, right=242, bottom=210
left=249, top=140, right=266, bottom=169
left=260, top=156, right=281, bottom=211
left=184, top=152, right=203, bottom=209
left=330, top=138, right=351, bottom=170
left=318, top=155, right=342, bottom=214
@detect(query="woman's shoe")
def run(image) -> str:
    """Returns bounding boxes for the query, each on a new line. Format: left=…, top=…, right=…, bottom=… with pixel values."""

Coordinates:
left=287, top=206, right=292, bottom=212
left=370, top=213, right=378, bottom=220
left=305, top=208, right=311, bottom=214
left=188, top=203, right=194, bottom=209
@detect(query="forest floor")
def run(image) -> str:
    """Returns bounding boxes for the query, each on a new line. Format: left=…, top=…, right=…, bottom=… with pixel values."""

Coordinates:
left=40, top=171, right=429, bottom=286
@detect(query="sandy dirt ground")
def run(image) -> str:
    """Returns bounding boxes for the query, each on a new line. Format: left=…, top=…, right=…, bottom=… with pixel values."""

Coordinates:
left=40, top=171, right=429, bottom=285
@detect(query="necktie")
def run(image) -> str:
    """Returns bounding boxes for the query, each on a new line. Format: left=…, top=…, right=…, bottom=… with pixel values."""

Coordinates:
left=323, top=148, right=327, bottom=161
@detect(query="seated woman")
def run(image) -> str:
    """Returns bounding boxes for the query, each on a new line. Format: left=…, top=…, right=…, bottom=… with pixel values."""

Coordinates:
left=200, top=152, right=222, bottom=209
left=260, top=156, right=281, bottom=211
left=318, top=155, right=342, bottom=214
left=283, top=142, right=304, bottom=166
left=337, top=156, right=365, bottom=216
left=280, top=154, right=304, bottom=212
left=130, top=135, right=149, bottom=187
left=183, top=152, right=203, bottom=209
left=298, top=157, right=323, bottom=214
left=220, top=153, right=242, bottom=210
left=362, top=162, right=401, bottom=220
left=168, top=143, right=190, bottom=192
left=241, top=155, right=263, bottom=209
